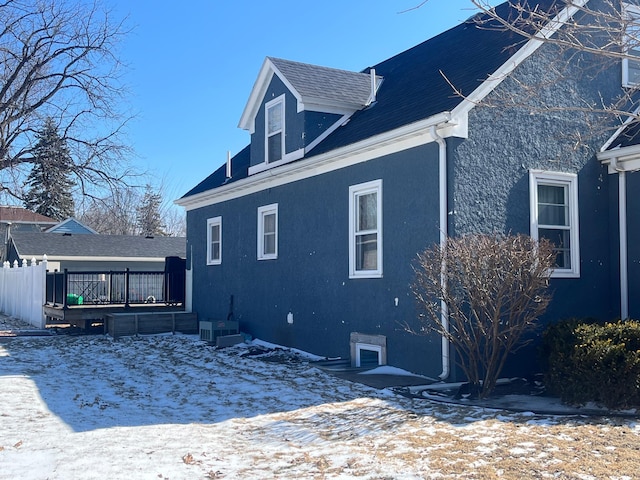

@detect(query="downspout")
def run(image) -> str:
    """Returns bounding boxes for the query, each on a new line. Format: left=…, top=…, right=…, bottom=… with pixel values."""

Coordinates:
left=611, top=157, right=629, bottom=319
left=430, top=125, right=449, bottom=380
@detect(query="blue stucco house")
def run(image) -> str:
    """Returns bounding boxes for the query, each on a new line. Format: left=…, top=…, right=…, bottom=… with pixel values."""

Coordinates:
left=177, top=0, right=640, bottom=380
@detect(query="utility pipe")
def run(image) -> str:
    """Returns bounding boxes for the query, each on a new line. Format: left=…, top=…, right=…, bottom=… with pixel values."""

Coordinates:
left=430, top=125, right=449, bottom=380
left=611, top=157, right=629, bottom=319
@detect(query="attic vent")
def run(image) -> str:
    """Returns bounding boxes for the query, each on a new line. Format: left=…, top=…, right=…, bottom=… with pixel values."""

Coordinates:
left=62, top=233, right=72, bottom=236
left=145, top=235, right=154, bottom=239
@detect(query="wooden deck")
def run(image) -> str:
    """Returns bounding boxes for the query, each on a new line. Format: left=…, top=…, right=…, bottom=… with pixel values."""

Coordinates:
left=44, top=303, right=187, bottom=330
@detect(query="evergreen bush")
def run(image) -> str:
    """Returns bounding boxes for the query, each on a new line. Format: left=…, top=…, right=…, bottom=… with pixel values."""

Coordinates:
left=542, top=319, right=640, bottom=409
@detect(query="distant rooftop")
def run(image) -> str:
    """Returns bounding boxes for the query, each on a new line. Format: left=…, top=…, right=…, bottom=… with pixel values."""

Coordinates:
left=10, top=232, right=186, bottom=260
left=0, top=206, right=57, bottom=224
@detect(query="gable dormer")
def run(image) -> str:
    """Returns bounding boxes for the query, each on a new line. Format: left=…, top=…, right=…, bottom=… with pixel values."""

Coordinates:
left=238, top=57, right=382, bottom=175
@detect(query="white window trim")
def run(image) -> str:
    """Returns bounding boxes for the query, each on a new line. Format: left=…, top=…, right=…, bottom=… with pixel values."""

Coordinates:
left=622, top=3, right=640, bottom=87
left=529, top=170, right=580, bottom=278
left=206, top=216, right=222, bottom=265
left=257, top=203, right=278, bottom=260
left=355, top=343, right=383, bottom=368
left=349, top=179, right=383, bottom=279
left=265, top=95, right=285, bottom=164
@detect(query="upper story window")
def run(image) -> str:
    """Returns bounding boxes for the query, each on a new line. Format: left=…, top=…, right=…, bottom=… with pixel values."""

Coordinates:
left=258, top=203, right=278, bottom=260
left=207, top=216, right=222, bottom=265
left=529, top=171, right=580, bottom=278
left=349, top=180, right=382, bottom=278
left=266, top=95, right=285, bottom=163
left=623, top=3, right=640, bottom=87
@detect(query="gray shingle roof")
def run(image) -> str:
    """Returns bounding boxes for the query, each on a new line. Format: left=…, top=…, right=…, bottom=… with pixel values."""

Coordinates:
left=182, top=0, right=560, bottom=200
left=269, top=57, right=374, bottom=107
left=10, top=232, right=186, bottom=260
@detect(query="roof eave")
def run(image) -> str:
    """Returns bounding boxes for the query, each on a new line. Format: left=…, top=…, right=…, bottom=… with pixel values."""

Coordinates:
left=23, top=255, right=170, bottom=263
left=177, top=111, right=456, bottom=210
left=597, top=144, right=640, bottom=173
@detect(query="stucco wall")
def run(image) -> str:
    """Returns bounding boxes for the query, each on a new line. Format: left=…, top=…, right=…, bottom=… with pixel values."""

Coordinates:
left=448, top=40, right=623, bottom=373
left=188, top=143, right=446, bottom=377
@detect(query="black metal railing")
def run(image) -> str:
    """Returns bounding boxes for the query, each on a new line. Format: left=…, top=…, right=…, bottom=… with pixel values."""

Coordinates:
left=45, top=269, right=185, bottom=308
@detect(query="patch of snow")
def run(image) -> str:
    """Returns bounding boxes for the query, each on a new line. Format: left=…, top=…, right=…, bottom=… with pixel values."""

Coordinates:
left=1, top=332, right=639, bottom=479
left=359, top=365, right=425, bottom=377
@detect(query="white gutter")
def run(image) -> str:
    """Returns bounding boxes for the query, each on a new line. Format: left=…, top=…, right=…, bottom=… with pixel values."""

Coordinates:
left=177, top=112, right=456, bottom=210
left=620, top=171, right=629, bottom=320
left=430, top=125, right=449, bottom=380
left=597, top=146, right=636, bottom=321
left=610, top=157, right=629, bottom=320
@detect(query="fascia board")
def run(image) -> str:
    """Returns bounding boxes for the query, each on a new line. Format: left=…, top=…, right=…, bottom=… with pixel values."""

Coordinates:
left=597, top=143, right=640, bottom=161
left=1, top=220, right=57, bottom=226
left=177, top=112, right=455, bottom=210
left=451, top=0, right=588, bottom=120
left=28, top=255, right=166, bottom=262
left=300, top=97, right=364, bottom=113
left=238, top=58, right=304, bottom=133
left=598, top=144, right=640, bottom=172
left=238, top=58, right=271, bottom=131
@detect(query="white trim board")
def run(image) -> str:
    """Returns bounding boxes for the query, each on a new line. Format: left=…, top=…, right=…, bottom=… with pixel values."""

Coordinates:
left=177, top=112, right=458, bottom=210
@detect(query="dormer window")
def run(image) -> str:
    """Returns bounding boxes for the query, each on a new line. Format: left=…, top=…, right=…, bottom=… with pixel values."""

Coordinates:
left=266, top=95, right=285, bottom=163
left=623, top=3, right=640, bottom=87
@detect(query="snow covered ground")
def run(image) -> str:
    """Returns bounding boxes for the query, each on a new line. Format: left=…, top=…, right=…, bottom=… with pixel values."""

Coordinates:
left=1, top=332, right=639, bottom=479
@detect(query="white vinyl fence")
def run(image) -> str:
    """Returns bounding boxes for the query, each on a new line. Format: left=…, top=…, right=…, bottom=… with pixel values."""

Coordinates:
left=0, top=257, right=47, bottom=329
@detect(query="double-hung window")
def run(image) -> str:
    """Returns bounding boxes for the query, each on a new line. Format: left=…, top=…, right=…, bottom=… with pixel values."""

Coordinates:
left=623, top=3, right=640, bottom=87
left=265, top=96, right=284, bottom=163
left=529, top=171, right=580, bottom=278
left=258, top=203, right=278, bottom=260
left=207, top=216, right=222, bottom=265
left=349, top=180, right=382, bottom=278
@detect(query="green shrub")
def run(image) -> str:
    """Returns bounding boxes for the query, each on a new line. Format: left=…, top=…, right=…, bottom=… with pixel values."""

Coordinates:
left=542, top=319, right=640, bottom=409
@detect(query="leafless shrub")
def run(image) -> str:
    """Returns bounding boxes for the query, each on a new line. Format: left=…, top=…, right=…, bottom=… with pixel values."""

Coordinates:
left=410, top=233, right=555, bottom=398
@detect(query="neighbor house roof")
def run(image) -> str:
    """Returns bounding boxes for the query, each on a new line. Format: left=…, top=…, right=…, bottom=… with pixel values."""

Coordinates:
left=9, top=232, right=186, bottom=262
left=0, top=206, right=57, bottom=225
left=45, top=217, right=98, bottom=235
left=181, top=0, right=563, bottom=201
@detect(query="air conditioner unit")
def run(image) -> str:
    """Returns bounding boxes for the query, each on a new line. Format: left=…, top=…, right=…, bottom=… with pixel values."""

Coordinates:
left=212, top=320, right=239, bottom=339
left=199, top=321, right=213, bottom=342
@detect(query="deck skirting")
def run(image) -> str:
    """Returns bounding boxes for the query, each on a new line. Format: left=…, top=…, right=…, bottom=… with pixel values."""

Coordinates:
left=105, top=311, right=198, bottom=339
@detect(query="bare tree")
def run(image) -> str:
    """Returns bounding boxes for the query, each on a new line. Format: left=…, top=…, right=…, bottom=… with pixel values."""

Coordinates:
left=78, top=186, right=138, bottom=235
left=0, top=0, right=133, bottom=200
left=410, top=234, right=555, bottom=398
left=162, top=205, right=186, bottom=237
left=462, top=0, right=640, bottom=135
left=78, top=182, right=185, bottom=237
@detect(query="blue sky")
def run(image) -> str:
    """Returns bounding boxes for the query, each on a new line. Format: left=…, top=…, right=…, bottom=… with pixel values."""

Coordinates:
left=114, top=1, right=486, bottom=202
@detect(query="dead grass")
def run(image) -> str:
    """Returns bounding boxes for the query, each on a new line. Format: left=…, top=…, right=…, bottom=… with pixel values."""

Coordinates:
left=2, top=333, right=639, bottom=479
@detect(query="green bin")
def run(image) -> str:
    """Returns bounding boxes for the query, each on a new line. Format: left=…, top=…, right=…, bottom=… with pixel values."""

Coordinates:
left=67, top=294, right=83, bottom=305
